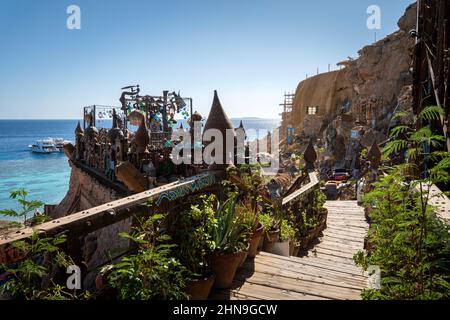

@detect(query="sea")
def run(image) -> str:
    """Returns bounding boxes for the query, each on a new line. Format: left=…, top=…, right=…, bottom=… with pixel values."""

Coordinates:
left=0, top=118, right=279, bottom=219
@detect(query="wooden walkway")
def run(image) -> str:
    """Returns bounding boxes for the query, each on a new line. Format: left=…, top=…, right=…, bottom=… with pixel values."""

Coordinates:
left=211, top=201, right=369, bottom=300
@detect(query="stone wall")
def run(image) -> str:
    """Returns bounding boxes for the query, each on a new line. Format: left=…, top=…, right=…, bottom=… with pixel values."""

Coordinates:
left=51, top=162, right=132, bottom=288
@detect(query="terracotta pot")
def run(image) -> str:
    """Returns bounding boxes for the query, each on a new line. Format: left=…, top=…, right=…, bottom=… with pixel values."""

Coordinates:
left=248, top=223, right=264, bottom=258
left=289, top=242, right=295, bottom=256
left=272, top=240, right=290, bottom=256
left=292, top=245, right=301, bottom=257
left=299, top=235, right=309, bottom=250
left=262, top=229, right=280, bottom=253
left=237, top=249, right=248, bottom=269
left=185, top=273, right=216, bottom=300
left=209, top=251, right=243, bottom=289
left=257, top=234, right=264, bottom=251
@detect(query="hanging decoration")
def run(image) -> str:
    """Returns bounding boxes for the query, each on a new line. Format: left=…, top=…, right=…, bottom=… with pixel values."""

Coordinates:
left=128, top=109, right=146, bottom=126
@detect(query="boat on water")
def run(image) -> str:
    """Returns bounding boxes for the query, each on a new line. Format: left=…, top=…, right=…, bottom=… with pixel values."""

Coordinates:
left=28, top=138, right=71, bottom=153
left=52, top=137, right=72, bottom=151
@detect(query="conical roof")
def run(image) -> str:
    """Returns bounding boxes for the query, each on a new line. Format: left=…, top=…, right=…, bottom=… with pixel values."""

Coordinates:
left=85, top=116, right=98, bottom=137
left=108, top=109, right=124, bottom=142
left=75, top=121, right=84, bottom=135
left=304, top=139, right=317, bottom=166
left=367, top=140, right=381, bottom=167
left=204, top=90, right=235, bottom=136
left=135, top=117, right=149, bottom=153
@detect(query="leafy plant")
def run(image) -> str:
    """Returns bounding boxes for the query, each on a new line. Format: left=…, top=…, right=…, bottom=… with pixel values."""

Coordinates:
left=0, top=189, right=43, bottom=225
left=207, top=194, right=248, bottom=254
left=227, top=164, right=264, bottom=213
left=297, top=211, right=319, bottom=236
left=236, top=203, right=258, bottom=232
left=0, top=232, right=83, bottom=300
left=354, top=106, right=450, bottom=300
left=0, top=190, right=88, bottom=300
left=258, top=212, right=274, bottom=232
left=279, top=219, right=297, bottom=242
left=104, top=214, right=188, bottom=300
left=173, top=195, right=215, bottom=277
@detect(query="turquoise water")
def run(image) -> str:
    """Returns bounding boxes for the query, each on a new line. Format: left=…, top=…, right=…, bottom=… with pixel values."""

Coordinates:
left=0, top=118, right=279, bottom=220
left=0, top=120, right=77, bottom=219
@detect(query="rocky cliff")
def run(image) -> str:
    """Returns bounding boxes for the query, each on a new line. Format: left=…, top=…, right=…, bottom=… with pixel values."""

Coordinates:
left=288, top=3, right=417, bottom=170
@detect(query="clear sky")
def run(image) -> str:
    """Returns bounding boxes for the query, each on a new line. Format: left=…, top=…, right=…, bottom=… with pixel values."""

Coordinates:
left=0, top=0, right=413, bottom=120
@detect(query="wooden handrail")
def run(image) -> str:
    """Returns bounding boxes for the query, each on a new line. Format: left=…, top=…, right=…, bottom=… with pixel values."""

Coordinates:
left=282, top=170, right=319, bottom=206
left=0, top=172, right=217, bottom=246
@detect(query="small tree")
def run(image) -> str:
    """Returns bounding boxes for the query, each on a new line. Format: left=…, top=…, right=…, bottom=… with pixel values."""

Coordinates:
left=0, top=189, right=43, bottom=225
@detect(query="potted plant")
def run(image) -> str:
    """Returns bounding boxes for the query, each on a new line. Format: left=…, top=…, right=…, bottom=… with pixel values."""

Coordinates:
left=173, top=197, right=216, bottom=300
left=272, top=219, right=297, bottom=257
left=236, top=203, right=262, bottom=259
left=206, top=194, right=248, bottom=289
left=235, top=205, right=257, bottom=267
left=103, top=214, right=189, bottom=300
left=248, top=222, right=264, bottom=258
left=259, top=212, right=280, bottom=253
left=227, top=165, right=265, bottom=259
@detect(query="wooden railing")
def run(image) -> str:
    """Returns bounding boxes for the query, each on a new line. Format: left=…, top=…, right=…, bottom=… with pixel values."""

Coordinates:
left=0, top=172, right=217, bottom=247
left=282, top=170, right=320, bottom=206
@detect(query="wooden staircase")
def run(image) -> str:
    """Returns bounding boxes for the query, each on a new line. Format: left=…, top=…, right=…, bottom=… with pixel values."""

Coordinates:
left=211, top=201, right=369, bottom=300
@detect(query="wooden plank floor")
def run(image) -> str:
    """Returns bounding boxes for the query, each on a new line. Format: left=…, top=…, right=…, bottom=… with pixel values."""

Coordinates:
left=211, top=201, right=369, bottom=300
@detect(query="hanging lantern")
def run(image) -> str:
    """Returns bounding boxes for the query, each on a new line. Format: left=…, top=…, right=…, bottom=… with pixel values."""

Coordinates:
left=128, top=109, right=145, bottom=126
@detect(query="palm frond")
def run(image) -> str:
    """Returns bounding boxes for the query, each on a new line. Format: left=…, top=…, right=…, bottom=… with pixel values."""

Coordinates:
left=418, top=105, right=444, bottom=121
left=389, top=125, right=411, bottom=138
left=383, top=140, right=408, bottom=156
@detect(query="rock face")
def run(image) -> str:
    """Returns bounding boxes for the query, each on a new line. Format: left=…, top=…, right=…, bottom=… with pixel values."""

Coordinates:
left=288, top=3, right=416, bottom=169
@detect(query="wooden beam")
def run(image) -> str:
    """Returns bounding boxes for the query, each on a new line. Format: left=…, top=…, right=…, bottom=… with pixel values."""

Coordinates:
left=0, top=172, right=218, bottom=246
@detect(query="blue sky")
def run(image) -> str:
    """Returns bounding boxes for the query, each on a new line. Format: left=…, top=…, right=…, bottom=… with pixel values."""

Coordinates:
left=0, top=0, right=413, bottom=119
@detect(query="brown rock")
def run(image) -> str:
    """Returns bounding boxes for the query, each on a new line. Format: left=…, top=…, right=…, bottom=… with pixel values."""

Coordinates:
left=115, top=161, right=148, bottom=193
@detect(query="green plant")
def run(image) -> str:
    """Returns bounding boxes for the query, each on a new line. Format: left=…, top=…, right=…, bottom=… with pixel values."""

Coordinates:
left=259, top=212, right=278, bottom=232
left=207, top=194, right=248, bottom=254
left=227, top=164, right=264, bottom=213
left=0, top=232, right=84, bottom=300
left=355, top=168, right=450, bottom=299
left=279, top=219, right=297, bottom=242
left=313, top=189, right=326, bottom=211
left=236, top=203, right=258, bottom=232
left=297, top=211, right=319, bottom=236
left=0, top=189, right=43, bottom=225
left=0, top=190, right=88, bottom=300
left=354, top=106, right=450, bottom=300
left=173, top=196, right=216, bottom=277
left=104, top=214, right=188, bottom=300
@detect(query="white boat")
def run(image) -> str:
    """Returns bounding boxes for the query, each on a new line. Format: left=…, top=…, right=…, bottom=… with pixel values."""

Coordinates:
left=29, top=139, right=60, bottom=153
left=51, top=137, right=71, bottom=151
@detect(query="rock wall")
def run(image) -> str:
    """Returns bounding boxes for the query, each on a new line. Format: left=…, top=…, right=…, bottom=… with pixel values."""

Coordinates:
left=289, top=3, right=417, bottom=168
left=52, top=162, right=121, bottom=219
